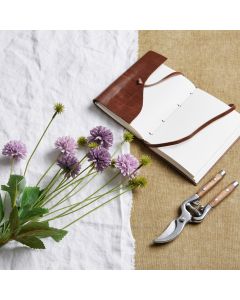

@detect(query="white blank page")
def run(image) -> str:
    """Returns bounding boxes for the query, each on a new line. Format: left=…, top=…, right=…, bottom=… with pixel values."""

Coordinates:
left=131, top=64, right=195, bottom=137
left=147, top=88, right=240, bottom=177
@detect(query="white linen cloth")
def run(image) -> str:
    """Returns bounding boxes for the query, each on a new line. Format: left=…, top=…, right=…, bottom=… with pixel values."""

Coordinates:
left=0, top=31, right=138, bottom=269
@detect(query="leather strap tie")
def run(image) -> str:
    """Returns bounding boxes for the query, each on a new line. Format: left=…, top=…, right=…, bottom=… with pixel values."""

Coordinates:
left=137, top=71, right=183, bottom=87
left=137, top=71, right=236, bottom=147
left=143, top=104, right=236, bottom=147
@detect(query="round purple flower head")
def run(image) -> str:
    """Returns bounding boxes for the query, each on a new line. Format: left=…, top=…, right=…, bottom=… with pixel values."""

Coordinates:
left=115, top=154, right=139, bottom=178
left=87, top=147, right=111, bottom=172
left=57, top=154, right=81, bottom=178
left=88, top=126, right=113, bottom=149
left=55, top=136, right=77, bottom=155
left=2, top=140, right=27, bottom=160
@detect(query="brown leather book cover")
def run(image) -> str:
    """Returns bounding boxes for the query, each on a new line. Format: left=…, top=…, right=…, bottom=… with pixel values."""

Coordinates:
left=93, top=50, right=239, bottom=184
left=93, top=51, right=167, bottom=123
left=93, top=50, right=235, bottom=148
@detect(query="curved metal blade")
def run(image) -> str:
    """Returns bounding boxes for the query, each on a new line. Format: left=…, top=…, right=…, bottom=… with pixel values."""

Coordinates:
left=154, top=218, right=188, bottom=244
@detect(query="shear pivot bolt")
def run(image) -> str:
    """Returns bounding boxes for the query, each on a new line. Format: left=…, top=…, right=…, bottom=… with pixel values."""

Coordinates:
left=179, top=217, right=185, bottom=223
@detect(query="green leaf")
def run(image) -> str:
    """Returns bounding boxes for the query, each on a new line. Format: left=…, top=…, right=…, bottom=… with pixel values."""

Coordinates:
left=33, top=188, right=47, bottom=208
left=9, top=206, right=20, bottom=236
left=0, top=194, right=4, bottom=223
left=20, top=187, right=40, bottom=208
left=15, top=236, right=45, bottom=249
left=1, top=175, right=26, bottom=207
left=19, top=207, right=48, bottom=223
left=18, top=221, right=67, bottom=242
left=19, top=221, right=49, bottom=233
left=0, top=230, right=11, bottom=248
left=37, top=228, right=67, bottom=242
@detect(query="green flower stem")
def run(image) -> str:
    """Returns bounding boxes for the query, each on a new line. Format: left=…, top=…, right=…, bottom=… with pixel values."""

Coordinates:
left=47, top=170, right=98, bottom=210
left=44, top=183, right=125, bottom=223
left=46, top=164, right=93, bottom=199
left=38, top=168, right=70, bottom=206
left=47, top=174, right=90, bottom=209
left=61, top=169, right=97, bottom=191
left=48, top=171, right=98, bottom=211
left=44, top=178, right=80, bottom=208
left=42, top=165, right=95, bottom=207
left=10, top=158, right=14, bottom=176
left=53, top=177, right=122, bottom=214
left=62, top=189, right=130, bottom=229
left=57, top=171, right=120, bottom=212
left=24, top=113, right=57, bottom=177
left=56, top=165, right=94, bottom=192
left=62, top=184, right=122, bottom=213
left=42, top=169, right=62, bottom=194
left=79, top=154, right=87, bottom=164
left=55, top=156, right=89, bottom=189
left=34, top=169, right=62, bottom=207
left=61, top=180, right=123, bottom=212
left=44, top=165, right=140, bottom=212
left=55, top=166, right=141, bottom=217
left=51, top=161, right=82, bottom=193
left=52, top=175, right=68, bottom=193
left=53, top=164, right=94, bottom=193
left=45, top=172, right=120, bottom=220
left=59, top=169, right=97, bottom=192
left=111, top=141, right=125, bottom=158
left=51, top=172, right=100, bottom=208
left=44, top=184, right=122, bottom=217
left=35, top=157, right=58, bottom=186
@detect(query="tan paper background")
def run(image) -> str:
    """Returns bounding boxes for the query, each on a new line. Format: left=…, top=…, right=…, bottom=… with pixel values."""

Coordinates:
left=131, top=31, right=240, bottom=269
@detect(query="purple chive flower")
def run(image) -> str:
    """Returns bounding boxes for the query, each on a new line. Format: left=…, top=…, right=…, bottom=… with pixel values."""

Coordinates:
left=2, top=140, right=27, bottom=160
left=57, top=154, right=81, bottom=178
left=87, top=147, right=111, bottom=172
left=88, top=126, right=113, bottom=149
left=55, top=136, right=77, bottom=155
left=115, top=154, right=139, bottom=178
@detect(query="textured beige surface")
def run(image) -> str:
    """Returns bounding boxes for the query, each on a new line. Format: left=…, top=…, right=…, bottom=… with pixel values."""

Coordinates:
left=131, top=31, right=240, bottom=269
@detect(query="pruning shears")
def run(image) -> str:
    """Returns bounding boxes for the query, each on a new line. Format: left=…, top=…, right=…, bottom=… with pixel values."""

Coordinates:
left=154, top=170, right=238, bottom=244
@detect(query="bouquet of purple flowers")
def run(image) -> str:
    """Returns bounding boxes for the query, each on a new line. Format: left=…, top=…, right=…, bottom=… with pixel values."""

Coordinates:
left=0, top=103, right=150, bottom=249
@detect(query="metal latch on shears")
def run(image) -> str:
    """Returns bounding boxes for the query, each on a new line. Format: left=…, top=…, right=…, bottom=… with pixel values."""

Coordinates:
left=154, top=170, right=238, bottom=244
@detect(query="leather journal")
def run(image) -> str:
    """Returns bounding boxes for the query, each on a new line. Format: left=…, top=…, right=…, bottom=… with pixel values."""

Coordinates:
left=93, top=51, right=240, bottom=184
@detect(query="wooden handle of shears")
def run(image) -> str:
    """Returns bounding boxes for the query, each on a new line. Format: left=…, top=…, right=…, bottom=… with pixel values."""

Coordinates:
left=196, top=170, right=226, bottom=198
left=209, top=181, right=239, bottom=207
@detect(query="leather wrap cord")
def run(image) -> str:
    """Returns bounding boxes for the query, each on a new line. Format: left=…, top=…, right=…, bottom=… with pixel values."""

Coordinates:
left=146, top=71, right=182, bottom=87
left=138, top=71, right=236, bottom=147
left=143, top=104, right=236, bottom=147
